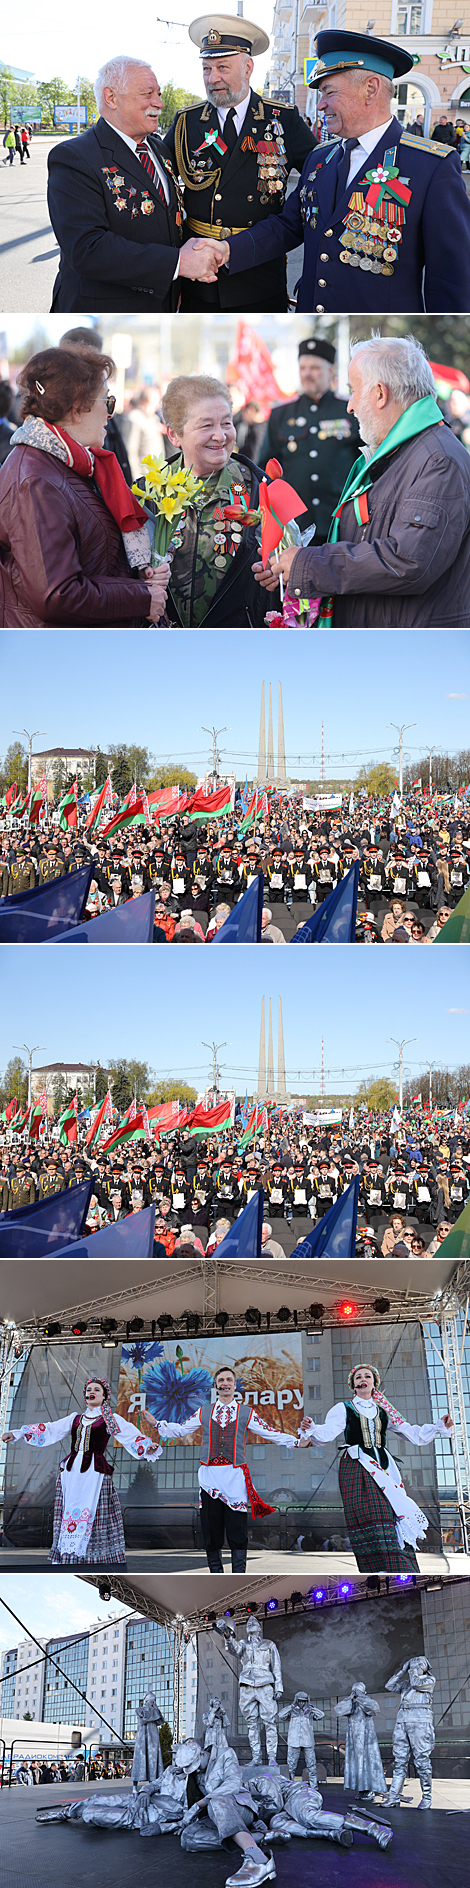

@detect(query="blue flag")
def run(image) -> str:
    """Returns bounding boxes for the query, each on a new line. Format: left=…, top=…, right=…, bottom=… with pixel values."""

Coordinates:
left=240, top=1091, right=249, bottom=1128
left=291, top=862, right=359, bottom=944
left=210, top=1190, right=263, bottom=1256
left=49, top=1204, right=156, bottom=1258
left=0, top=1179, right=94, bottom=1256
left=212, top=874, right=264, bottom=943
left=53, top=889, right=156, bottom=943
left=240, top=776, right=249, bottom=813
left=290, top=1177, right=359, bottom=1256
left=0, top=865, right=93, bottom=942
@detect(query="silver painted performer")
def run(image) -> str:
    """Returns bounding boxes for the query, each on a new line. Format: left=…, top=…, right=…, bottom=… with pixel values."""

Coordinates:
left=277, top=1691, right=324, bottom=1786
left=131, top=1690, right=164, bottom=1785
left=383, top=1657, right=436, bottom=1809
left=215, top=1614, right=283, bottom=1765
left=335, top=1681, right=386, bottom=1798
left=251, top=1766, right=392, bottom=1850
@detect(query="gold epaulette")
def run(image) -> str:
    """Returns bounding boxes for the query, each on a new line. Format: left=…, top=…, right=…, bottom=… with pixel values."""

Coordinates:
left=400, top=132, right=453, bottom=156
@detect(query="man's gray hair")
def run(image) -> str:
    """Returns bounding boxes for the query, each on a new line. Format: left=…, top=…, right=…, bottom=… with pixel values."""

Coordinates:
left=350, top=334, right=436, bottom=407
left=94, top=56, right=152, bottom=112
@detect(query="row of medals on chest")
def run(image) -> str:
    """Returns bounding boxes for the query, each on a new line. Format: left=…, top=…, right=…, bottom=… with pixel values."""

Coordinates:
left=189, top=130, right=287, bottom=202
left=172, top=481, right=247, bottom=569
left=339, top=210, right=402, bottom=276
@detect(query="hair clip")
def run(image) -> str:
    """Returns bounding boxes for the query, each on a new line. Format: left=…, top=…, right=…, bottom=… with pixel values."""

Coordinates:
left=35, top=380, right=45, bottom=394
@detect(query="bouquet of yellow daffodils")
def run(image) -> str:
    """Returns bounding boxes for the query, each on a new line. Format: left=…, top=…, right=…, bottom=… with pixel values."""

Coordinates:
left=132, top=455, right=204, bottom=564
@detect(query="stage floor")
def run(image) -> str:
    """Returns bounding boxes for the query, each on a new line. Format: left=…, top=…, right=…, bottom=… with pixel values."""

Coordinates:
left=0, top=1548, right=465, bottom=1576
left=1, top=1778, right=466, bottom=1888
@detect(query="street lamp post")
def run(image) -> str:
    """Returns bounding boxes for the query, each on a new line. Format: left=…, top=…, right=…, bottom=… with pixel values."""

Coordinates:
left=387, top=722, right=416, bottom=796
left=202, top=1039, right=227, bottom=1101
left=201, top=726, right=227, bottom=785
left=388, top=1036, right=417, bottom=1112
left=13, top=1043, right=47, bottom=1108
left=13, top=728, right=47, bottom=794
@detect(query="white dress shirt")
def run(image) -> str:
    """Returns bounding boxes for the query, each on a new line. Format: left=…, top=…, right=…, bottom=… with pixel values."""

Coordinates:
left=217, top=92, right=251, bottom=140
left=345, top=118, right=394, bottom=187
left=158, top=1397, right=297, bottom=1510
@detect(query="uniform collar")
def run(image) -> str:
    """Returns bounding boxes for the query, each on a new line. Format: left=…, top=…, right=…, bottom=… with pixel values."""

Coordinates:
left=345, top=117, right=394, bottom=159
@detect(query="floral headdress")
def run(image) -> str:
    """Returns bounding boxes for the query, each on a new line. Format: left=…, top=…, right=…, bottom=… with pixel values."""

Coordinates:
left=84, top=1377, right=120, bottom=1438
left=347, top=1365, right=381, bottom=1392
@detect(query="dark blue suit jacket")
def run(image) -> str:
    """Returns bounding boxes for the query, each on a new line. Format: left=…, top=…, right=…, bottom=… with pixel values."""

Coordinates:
left=228, top=117, right=470, bottom=312
left=47, top=117, right=182, bottom=312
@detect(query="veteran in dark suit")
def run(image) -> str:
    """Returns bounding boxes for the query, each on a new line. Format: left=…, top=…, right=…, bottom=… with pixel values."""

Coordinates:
left=226, top=30, right=470, bottom=312
left=47, top=55, right=225, bottom=312
left=261, top=336, right=360, bottom=539
left=164, top=13, right=316, bottom=310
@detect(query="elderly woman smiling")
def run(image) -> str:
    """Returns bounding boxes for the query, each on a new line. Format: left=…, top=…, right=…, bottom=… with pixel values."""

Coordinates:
left=158, top=375, right=277, bottom=627
left=0, top=345, right=170, bottom=626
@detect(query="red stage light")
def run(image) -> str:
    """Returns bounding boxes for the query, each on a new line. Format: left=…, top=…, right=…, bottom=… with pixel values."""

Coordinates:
left=339, top=1301, right=357, bottom=1319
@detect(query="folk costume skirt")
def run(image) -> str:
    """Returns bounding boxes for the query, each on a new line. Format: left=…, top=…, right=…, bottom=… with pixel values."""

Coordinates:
left=49, top=1469, right=126, bottom=1565
left=339, top=1451, right=419, bottom=1574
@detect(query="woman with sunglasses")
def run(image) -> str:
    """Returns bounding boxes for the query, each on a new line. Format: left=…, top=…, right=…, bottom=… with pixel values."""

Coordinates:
left=0, top=346, right=169, bottom=625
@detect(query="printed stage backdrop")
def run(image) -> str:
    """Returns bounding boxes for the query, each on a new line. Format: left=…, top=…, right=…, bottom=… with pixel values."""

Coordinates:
left=117, top=1334, right=304, bottom=1441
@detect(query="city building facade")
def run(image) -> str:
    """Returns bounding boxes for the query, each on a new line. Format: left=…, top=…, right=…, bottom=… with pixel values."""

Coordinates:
left=266, top=1, right=470, bottom=136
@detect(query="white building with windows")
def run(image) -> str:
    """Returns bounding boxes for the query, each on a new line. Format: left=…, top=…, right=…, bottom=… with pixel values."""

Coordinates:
left=266, top=1, right=470, bottom=135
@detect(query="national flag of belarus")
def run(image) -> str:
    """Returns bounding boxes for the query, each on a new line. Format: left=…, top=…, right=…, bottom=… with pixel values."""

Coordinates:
left=86, top=775, right=113, bottom=834
left=411, top=778, right=422, bottom=791
left=238, top=1102, right=260, bottom=1146
left=239, top=788, right=259, bottom=832
left=5, top=782, right=19, bottom=808
left=5, top=1097, right=18, bottom=1123
left=99, top=1107, right=147, bottom=1154
left=185, top=782, right=235, bottom=824
left=29, top=1102, right=45, bottom=1140
left=85, top=1089, right=113, bottom=1148
left=59, top=1094, right=78, bottom=1145
left=147, top=1100, right=182, bottom=1135
left=99, top=793, right=147, bottom=838
left=59, top=780, right=78, bottom=831
left=28, top=788, right=46, bottom=826
left=185, top=1096, right=235, bottom=1138
left=411, top=1093, right=422, bottom=1106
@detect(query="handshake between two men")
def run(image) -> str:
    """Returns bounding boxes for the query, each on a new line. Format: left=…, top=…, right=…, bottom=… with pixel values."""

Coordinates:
left=179, top=235, right=230, bottom=284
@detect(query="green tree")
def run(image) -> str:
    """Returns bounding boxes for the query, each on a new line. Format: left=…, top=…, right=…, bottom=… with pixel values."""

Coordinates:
left=356, top=1077, right=398, bottom=1111
left=94, top=747, right=109, bottom=788
left=147, top=763, right=197, bottom=792
left=355, top=762, right=398, bottom=796
left=0, top=66, right=17, bottom=125
left=147, top=1077, right=197, bottom=1106
left=108, top=744, right=154, bottom=797
left=159, top=83, right=202, bottom=129
left=74, top=76, right=98, bottom=128
left=23, top=1711, right=33, bottom=1721
left=0, top=1056, right=28, bottom=1112
left=94, top=1061, right=109, bottom=1102
left=37, top=77, right=73, bottom=129
left=108, top=1058, right=154, bottom=1110
left=0, top=741, right=28, bottom=796
left=14, top=81, right=40, bottom=116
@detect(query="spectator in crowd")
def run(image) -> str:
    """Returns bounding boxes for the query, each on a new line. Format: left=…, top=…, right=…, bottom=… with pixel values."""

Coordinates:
left=432, top=115, right=455, bottom=145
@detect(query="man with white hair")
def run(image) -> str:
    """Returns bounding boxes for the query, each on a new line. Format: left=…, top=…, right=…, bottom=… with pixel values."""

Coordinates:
left=226, top=27, right=470, bottom=311
left=47, top=56, right=225, bottom=311
left=254, top=335, right=470, bottom=627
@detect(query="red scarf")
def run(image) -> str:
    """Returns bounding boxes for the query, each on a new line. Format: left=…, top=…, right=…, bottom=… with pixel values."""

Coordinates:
left=50, top=425, right=146, bottom=535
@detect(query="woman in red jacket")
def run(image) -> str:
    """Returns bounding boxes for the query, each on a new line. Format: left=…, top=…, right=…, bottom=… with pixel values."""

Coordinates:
left=0, top=345, right=169, bottom=625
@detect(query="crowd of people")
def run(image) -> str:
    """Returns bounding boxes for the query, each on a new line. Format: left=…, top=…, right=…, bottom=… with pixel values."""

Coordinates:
left=1, top=783, right=468, bottom=942
left=13, top=1751, right=131, bottom=1785
left=1, top=1096, right=468, bottom=1256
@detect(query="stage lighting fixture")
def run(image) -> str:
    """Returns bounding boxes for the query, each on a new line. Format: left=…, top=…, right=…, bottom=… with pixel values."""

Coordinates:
left=100, top=1319, right=118, bottom=1334
left=42, top=1323, right=62, bottom=1337
left=266, top=1597, right=279, bottom=1611
left=246, top=1603, right=258, bottom=1613
left=276, top=1306, right=291, bottom=1322
left=245, top=1307, right=262, bottom=1329
left=129, top=1317, right=145, bottom=1332
left=224, top=1608, right=234, bottom=1617
left=338, top=1300, right=357, bottom=1320
left=71, top=1322, right=87, bottom=1336
left=373, top=1297, right=390, bottom=1316
left=340, top=1583, right=351, bottom=1595
left=308, top=1304, right=325, bottom=1322
left=314, top=1589, right=325, bottom=1602
left=98, top=1582, right=112, bottom=1602
left=215, top=1311, right=229, bottom=1329
left=101, top=1339, right=119, bottom=1349
left=184, top=1312, right=201, bottom=1332
left=366, top=1577, right=381, bottom=1594
left=157, top=1314, right=174, bottom=1335
left=290, top=1591, right=303, bottom=1611
left=398, top=1574, right=410, bottom=1582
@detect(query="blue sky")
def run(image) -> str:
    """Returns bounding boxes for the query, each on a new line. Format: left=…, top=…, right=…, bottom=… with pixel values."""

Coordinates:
left=0, top=1574, right=130, bottom=1659
left=0, top=949, right=467, bottom=1095
left=1, top=632, right=468, bottom=782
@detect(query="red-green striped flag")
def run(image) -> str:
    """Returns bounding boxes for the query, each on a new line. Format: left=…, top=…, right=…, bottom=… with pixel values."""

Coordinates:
left=184, top=1096, right=235, bottom=1138
left=238, top=1102, right=260, bottom=1146
left=86, top=775, right=113, bottom=834
left=99, top=792, right=148, bottom=839
left=99, top=1100, right=148, bottom=1154
left=85, top=1089, right=113, bottom=1148
left=185, top=782, right=234, bottom=824
left=59, top=780, right=78, bottom=831
left=59, top=1094, right=78, bottom=1145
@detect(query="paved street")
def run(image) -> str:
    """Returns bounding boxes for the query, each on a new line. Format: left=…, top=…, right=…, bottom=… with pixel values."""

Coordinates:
left=0, top=136, right=59, bottom=313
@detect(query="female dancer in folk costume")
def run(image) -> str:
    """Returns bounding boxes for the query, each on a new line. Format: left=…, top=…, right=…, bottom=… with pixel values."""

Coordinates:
left=298, top=1363, right=453, bottom=1573
left=2, top=1375, right=161, bottom=1565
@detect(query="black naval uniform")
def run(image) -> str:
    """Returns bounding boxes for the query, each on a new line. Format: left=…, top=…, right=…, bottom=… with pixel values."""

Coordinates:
left=260, top=391, right=360, bottom=539
left=164, top=89, right=315, bottom=310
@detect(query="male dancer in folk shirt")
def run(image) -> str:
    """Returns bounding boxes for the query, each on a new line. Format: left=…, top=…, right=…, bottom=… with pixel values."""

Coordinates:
left=156, top=1362, right=306, bottom=1570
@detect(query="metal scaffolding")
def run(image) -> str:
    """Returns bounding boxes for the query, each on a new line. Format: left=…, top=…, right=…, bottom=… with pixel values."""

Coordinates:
left=424, top=1281, right=470, bottom=1555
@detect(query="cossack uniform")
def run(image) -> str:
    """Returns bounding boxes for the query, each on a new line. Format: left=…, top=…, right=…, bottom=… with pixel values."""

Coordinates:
left=261, top=338, right=360, bottom=539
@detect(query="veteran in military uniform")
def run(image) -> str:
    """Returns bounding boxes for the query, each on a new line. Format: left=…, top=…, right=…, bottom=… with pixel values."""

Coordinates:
left=164, top=13, right=316, bottom=310
left=260, top=336, right=360, bottom=539
left=227, top=29, right=470, bottom=311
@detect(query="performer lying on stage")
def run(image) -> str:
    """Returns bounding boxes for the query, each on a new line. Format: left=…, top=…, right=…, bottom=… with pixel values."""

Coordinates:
left=298, top=1362, right=452, bottom=1573
left=2, top=1375, right=161, bottom=1564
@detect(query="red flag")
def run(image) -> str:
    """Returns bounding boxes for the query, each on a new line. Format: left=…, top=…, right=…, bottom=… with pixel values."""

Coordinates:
left=5, top=1097, right=18, bottom=1123
left=226, top=320, right=296, bottom=419
left=259, top=477, right=308, bottom=566
left=5, top=783, right=18, bottom=808
left=37, top=1088, right=47, bottom=1113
